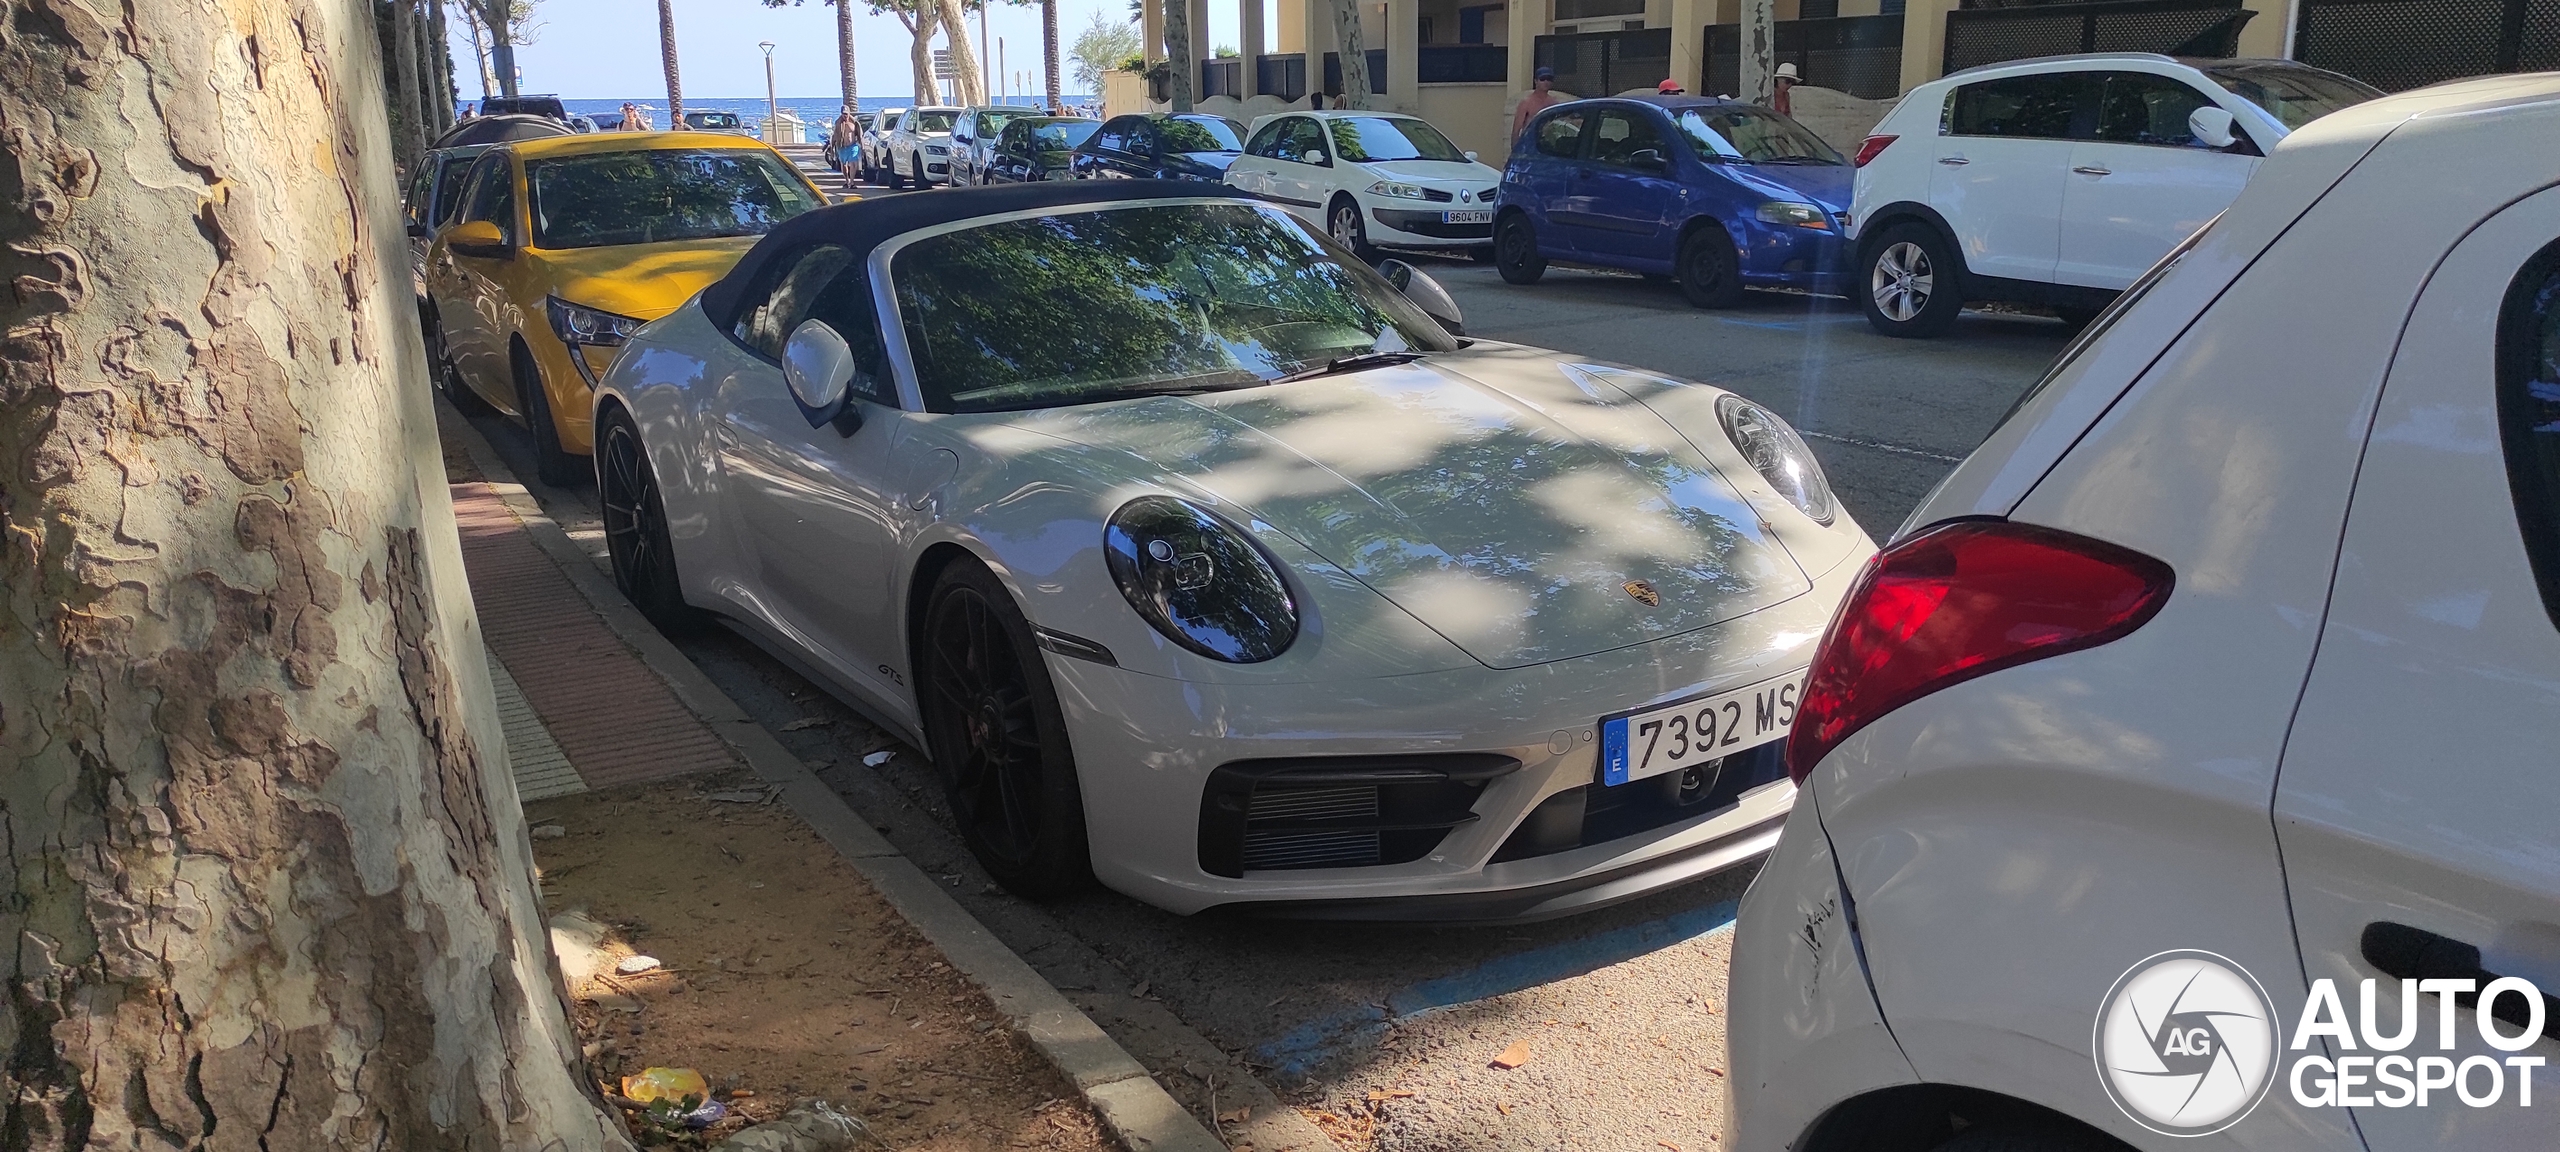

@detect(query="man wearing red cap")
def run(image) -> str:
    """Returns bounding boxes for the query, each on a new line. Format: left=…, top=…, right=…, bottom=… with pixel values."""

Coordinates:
left=1657, top=78, right=1685, bottom=96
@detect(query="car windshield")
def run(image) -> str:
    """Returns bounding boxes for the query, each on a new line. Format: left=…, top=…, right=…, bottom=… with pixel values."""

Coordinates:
left=974, top=109, right=1026, bottom=136
left=916, top=110, right=959, bottom=133
left=688, top=112, right=741, bottom=128
left=1029, top=121, right=1101, bottom=150
left=1327, top=116, right=1466, bottom=162
left=1677, top=107, right=1843, bottom=164
left=2201, top=62, right=2381, bottom=131
left=526, top=149, right=819, bottom=249
left=891, top=201, right=1459, bottom=413
left=1161, top=117, right=1245, bottom=153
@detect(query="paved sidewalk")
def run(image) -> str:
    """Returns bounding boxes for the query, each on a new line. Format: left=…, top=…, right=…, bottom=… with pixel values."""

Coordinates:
left=451, top=478, right=737, bottom=792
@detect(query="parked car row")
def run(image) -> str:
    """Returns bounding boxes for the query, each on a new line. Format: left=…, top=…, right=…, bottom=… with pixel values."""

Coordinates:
left=1734, top=72, right=2560, bottom=1152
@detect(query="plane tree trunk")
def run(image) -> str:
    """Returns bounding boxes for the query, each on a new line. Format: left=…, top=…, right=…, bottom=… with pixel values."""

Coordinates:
left=936, top=0, right=986, bottom=105
left=1330, top=0, right=1369, bottom=109
left=390, top=0, right=429, bottom=165
left=0, top=0, right=631, bottom=1147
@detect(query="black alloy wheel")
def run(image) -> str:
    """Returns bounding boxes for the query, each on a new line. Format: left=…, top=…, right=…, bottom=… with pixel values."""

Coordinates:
left=511, top=346, right=584, bottom=487
left=1494, top=213, right=1545, bottom=285
left=1677, top=224, right=1748, bottom=309
left=921, top=560, right=1091, bottom=898
left=426, top=307, right=491, bottom=415
left=596, top=409, right=705, bottom=635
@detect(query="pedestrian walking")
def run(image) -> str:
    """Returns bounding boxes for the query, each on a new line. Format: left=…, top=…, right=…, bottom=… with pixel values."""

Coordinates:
left=1512, top=66, right=1562, bottom=143
left=618, top=102, right=643, bottom=131
left=827, top=108, right=860, bottom=171
left=1772, top=62, right=1799, bottom=115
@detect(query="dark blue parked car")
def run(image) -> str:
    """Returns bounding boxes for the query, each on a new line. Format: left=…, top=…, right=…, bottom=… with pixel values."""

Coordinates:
left=1496, top=96, right=1851, bottom=307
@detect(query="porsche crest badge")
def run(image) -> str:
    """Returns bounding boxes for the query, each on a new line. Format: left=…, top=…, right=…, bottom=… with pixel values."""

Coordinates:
left=1622, top=579, right=1662, bottom=607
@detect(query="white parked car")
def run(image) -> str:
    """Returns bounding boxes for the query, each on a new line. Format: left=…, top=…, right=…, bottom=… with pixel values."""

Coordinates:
left=1848, top=53, right=2376, bottom=337
left=948, top=105, right=1034, bottom=187
left=858, top=107, right=907, bottom=184
left=592, top=183, right=1872, bottom=916
left=1226, top=110, right=1504, bottom=260
left=887, top=105, right=962, bottom=188
left=1732, top=74, right=2560, bottom=1152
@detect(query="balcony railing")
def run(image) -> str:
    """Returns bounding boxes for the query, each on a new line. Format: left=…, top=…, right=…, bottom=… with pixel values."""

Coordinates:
left=1202, top=57, right=1244, bottom=97
left=1417, top=44, right=1509, bottom=83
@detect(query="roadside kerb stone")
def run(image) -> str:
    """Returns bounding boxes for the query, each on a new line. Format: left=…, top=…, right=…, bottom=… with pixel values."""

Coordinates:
left=446, top=411, right=1230, bottom=1152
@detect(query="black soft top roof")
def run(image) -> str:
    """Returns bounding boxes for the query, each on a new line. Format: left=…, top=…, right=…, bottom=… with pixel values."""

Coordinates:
left=701, top=181, right=1253, bottom=327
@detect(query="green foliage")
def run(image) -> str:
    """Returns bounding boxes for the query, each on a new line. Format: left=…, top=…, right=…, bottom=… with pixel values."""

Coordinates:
left=1071, top=9, right=1143, bottom=93
left=1213, top=43, right=1238, bottom=58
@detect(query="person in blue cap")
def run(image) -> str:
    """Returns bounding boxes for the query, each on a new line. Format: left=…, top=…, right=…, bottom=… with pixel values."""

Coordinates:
left=1513, top=65, right=1563, bottom=142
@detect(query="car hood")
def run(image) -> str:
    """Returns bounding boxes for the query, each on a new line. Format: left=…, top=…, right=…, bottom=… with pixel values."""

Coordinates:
left=533, top=235, right=761, bottom=322
left=1729, top=162, right=1852, bottom=212
left=1030, top=350, right=1811, bottom=669
left=1360, top=158, right=1500, bottom=184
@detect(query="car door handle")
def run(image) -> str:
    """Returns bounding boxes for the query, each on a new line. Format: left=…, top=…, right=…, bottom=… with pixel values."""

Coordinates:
left=2363, top=921, right=2560, bottom=1042
left=2072, top=165, right=2112, bottom=176
left=1936, top=156, right=1969, bottom=165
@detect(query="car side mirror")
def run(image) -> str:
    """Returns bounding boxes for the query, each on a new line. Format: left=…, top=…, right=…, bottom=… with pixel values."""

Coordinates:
left=406, top=219, right=431, bottom=240
left=1463, top=150, right=1479, bottom=163
left=783, top=318, right=865, bottom=436
left=2189, top=106, right=2238, bottom=150
left=1375, top=259, right=1464, bottom=337
left=445, top=219, right=510, bottom=258
left=1629, top=148, right=1670, bottom=173
left=1302, top=149, right=1325, bottom=165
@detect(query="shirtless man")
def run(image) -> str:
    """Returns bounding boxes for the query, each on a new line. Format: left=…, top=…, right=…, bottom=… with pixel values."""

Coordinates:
left=1511, top=66, right=1564, bottom=144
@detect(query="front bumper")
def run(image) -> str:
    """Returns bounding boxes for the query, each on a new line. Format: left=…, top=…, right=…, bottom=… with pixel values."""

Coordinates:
left=1370, top=203, right=1495, bottom=246
left=1737, top=220, right=1851, bottom=293
left=1046, top=553, right=1862, bottom=917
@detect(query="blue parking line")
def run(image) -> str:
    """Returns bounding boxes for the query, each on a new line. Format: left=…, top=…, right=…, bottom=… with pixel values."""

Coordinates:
left=1253, top=899, right=1741, bottom=1079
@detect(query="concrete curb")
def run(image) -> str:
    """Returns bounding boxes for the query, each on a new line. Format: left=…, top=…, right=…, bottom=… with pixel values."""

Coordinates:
left=447, top=414, right=1229, bottom=1152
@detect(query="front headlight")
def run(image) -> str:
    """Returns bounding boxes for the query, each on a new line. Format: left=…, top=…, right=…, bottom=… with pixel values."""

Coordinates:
left=1366, top=179, right=1431, bottom=200
left=1755, top=200, right=1830, bottom=229
left=1103, top=496, right=1299, bottom=663
left=926, top=144, right=950, bottom=156
left=1716, top=394, right=1836, bottom=525
left=546, top=296, right=642, bottom=348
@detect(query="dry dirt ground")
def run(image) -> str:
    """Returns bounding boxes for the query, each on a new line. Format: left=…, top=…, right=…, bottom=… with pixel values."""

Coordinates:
left=526, top=771, right=1117, bottom=1151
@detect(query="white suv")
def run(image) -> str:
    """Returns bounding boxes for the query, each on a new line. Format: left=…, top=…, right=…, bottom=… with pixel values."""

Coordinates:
left=1848, top=53, right=2374, bottom=337
left=888, top=106, right=962, bottom=188
left=1733, top=74, right=2560, bottom=1152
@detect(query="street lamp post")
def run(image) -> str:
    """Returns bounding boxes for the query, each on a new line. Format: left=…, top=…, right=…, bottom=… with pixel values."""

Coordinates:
left=759, top=40, right=779, bottom=143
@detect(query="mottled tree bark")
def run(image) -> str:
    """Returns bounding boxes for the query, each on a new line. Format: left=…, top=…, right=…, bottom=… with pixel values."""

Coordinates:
left=902, top=3, right=941, bottom=109
left=1330, top=0, right=1368, bottom=109
left=427, top=0, right=458, bottom=128
left=0, top=0, right=633, bottom=1147
left=391, top=0, right=429, bottom=165
left=1739, top=0, right=1772, bottom=103
left=1162, top=0, right=1192, bottom=111
left=935, top=0, right=986, bottom=106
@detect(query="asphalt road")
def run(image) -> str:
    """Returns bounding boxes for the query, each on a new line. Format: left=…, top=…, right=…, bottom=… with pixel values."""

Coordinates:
left=477, top=166, right=2074, bottom=1151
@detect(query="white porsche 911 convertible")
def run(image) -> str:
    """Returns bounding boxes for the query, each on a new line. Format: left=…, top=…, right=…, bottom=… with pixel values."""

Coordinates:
left=591, top=181, right=1873, bottom=919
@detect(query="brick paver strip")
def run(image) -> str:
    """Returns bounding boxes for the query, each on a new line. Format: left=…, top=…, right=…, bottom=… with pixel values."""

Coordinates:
left=450, top=481, right=737, bottom=789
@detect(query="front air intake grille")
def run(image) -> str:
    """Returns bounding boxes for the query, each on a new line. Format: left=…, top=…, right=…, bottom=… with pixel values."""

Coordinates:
left=1198, top=753, right=1520, bottom=877
left=1422, top=188, right=1455, bottom=203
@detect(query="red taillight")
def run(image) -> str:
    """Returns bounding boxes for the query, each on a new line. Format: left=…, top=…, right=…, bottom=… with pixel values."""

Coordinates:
left=1851, top=134, right=1897, bottom=168
left=1785, top=520, right=2174, bottom=784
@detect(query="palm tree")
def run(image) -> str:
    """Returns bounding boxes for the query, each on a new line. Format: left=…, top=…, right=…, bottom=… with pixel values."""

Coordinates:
left=835, top=0, right=859, bottom=115
left=1042, top=0, right=1060, bottom=112
left=658, top=0, right=684, bottom=125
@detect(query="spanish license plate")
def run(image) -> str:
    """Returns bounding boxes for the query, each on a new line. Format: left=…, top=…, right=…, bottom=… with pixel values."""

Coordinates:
left=1600, top=670, right=1808, bottom=787
left=1443, top=209, right=1493, bottom=224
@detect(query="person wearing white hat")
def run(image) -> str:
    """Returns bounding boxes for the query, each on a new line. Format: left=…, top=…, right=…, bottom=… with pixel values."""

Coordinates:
left=1772, top=62, right=1800, bottom=115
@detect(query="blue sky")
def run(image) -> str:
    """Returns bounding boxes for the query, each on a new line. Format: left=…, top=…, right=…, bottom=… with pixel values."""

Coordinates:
left=448, top=0, right=1247, bottom=101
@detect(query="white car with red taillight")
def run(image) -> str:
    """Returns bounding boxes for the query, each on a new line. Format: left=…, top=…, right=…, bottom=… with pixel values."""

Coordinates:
left=1844, top=53, right=2376, bottom=340
left=1732, top=74, right=2560, bottom=1152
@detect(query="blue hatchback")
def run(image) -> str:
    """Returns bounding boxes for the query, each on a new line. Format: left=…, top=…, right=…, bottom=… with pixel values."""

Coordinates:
left=1496, top=96, right=1851, bottom=307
